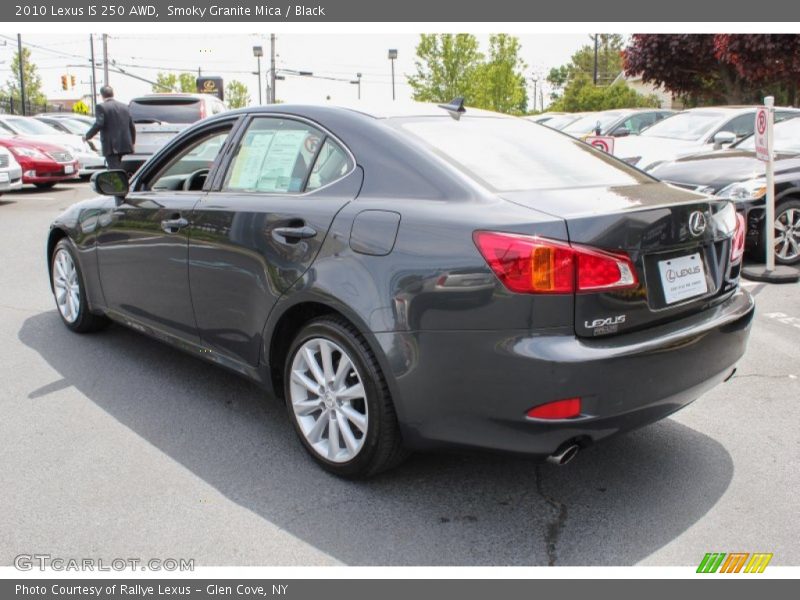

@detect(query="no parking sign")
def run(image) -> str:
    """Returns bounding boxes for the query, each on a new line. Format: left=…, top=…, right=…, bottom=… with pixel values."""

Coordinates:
left=586, top=135, right=615, bottom=154
left=754, top=107, right=770, bottom=162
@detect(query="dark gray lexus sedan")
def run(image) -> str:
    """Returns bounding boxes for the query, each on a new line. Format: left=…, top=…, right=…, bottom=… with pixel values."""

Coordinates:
left=47, top=102, right=754, bottom=477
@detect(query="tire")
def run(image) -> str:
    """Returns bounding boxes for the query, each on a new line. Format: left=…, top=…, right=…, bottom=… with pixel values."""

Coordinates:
left=774, top=199, right=800, bottom=265
left=35, top=183, right=56, bottom=190
left=283, top=316, right=408, bottom=478
left=51, top=238, right=110, bottom=333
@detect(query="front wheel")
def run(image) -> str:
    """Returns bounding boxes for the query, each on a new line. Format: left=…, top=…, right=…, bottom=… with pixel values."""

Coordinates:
left=283, top=316, right=407, bottom=478
left=51, top=239, right=109, bottom=333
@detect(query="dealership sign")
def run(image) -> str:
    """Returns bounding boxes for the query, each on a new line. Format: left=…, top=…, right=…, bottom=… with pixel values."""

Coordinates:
left=754, top=106, right=770, bottom=162
left=196, top=76, right=224, bottom=101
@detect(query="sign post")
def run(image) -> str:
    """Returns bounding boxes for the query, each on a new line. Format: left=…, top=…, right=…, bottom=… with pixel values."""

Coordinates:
left=742, top=96, right=800, bottom=283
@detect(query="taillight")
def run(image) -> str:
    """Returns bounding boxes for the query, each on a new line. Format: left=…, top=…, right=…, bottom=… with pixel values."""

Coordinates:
left=527, top=397, right=582, bottom=419
left=473, top=231, right=638, bottom=294
left=730, top=212, right=746, bottom=264
left=199, top=102, right=206, bottom=119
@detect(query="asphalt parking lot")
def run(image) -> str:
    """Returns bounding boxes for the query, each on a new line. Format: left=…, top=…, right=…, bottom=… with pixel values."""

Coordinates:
left=1, top=181, right=798, bottom=567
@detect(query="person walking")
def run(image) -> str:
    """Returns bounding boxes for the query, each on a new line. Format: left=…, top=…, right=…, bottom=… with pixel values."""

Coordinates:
left=83, top=85, right=136, bottom=171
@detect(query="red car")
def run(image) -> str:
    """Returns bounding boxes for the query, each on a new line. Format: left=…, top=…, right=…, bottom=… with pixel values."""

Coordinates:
left=0, top=137, right=80, bottom=189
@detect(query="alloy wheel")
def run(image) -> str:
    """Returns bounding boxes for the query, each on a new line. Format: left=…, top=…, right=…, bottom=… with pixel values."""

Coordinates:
left=53, top=248, right=80, bottom=323
left=289, top=337, right=369, bottom=463
left=775, top=207, right=800, bottom=261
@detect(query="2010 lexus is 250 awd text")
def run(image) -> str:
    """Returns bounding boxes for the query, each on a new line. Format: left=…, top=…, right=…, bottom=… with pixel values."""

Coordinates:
left=46, top=101, right=754, bottom=477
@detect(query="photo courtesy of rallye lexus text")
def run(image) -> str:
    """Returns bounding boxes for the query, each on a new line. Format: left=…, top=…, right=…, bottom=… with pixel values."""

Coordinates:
left=46, top=101, right=754, bottom=478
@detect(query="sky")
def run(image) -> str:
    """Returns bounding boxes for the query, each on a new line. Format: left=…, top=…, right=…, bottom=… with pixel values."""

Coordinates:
left=0, top=33, right=593, bottom=109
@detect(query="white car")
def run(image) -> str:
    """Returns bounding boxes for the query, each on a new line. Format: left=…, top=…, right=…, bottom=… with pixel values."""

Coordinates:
left=0, top=115, right=105, bottom=177
left=0, top=146, right=23, bottom=194
left=613, top=106, right=800, bottom=171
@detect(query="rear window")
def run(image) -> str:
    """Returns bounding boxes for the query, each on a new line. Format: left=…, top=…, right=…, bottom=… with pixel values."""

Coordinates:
left=394, top=117, right=651, bottom=191
left=129, top=98, right=202, bottom=124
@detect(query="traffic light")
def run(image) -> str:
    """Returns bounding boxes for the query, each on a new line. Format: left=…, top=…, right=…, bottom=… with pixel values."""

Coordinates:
left=70, top=75, right=76, bottom=88
left=61, top=75, right=68, bottom=91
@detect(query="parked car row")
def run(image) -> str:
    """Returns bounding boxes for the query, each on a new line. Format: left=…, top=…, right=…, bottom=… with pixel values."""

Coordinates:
left=530, top=105, right=800, bottom=264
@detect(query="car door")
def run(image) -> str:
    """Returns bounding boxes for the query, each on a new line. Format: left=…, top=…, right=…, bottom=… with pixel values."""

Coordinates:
left=188, top=115, right=361, bottom=367
left=95, top=121, right=236, bottom=342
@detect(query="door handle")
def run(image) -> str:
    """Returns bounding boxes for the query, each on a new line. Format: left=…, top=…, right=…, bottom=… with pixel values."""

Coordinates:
left=161, top=217, right=189, bottom=233
left=273, top=225, right=317, bottom=243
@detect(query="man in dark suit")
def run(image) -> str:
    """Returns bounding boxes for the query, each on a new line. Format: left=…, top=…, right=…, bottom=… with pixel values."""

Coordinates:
left=83, top=85, right=136, bottom=171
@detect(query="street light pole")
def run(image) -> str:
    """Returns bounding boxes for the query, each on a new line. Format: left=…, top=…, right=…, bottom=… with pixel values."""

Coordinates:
left=532, top=77, right=538, bottom=112
left=16, top=34, right=26, bottom=115
left=351, top=73, right=362, bottom=99
left=269, top=33, right=276, bottom=103
left=388, top=49, right=397, bottom=101
left=253, top=46, right=263, bottom=105
left=593, top=34, right=599, bottom=85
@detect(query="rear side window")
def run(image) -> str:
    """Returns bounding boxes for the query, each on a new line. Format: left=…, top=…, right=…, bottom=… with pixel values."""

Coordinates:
left=129, top=98, right=202, bottom=124
left=306, top=139, right=353, bottom=191
left=396, top=117, right=651, bottom=191
left=222, top=117, right=325, bottom=193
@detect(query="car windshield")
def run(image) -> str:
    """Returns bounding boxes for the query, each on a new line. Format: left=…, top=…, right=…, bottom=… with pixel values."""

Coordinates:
left=563, top=112, right=623, bottom=135
left=51, top=118, right=89, bottom=135
left=395, top=116, right=651, bottom=192
left=129, top=98, right=202, bottom=123
left=737, top=116, right=800, bottom=154
left=542, top=114, right=581, bottom=130
left=640, top=111, right=725, bottom=141
left=3, top=117, right=60, bottom=135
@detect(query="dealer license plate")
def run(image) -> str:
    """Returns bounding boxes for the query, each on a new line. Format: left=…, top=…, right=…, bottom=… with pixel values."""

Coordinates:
left=64, top=165, right=74, bottom=174
left=658, top=252, right=708, bottom=305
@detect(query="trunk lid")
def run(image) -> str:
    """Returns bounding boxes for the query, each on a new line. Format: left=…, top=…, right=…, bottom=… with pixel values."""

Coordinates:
left=501, top=182, right=740, bottom=337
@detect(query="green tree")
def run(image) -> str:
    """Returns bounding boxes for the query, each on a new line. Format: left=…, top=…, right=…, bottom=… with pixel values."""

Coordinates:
left=549, top=74, right=659, bottom=112
left=3, top=47, right=47, bottom=109
left=472, top=34, right=528, bottom=114
left=407, top=34, right=484, bottom=102
left=151, top=72, right=196, bottom=93
left=178, top=72, right=197, bottom=93
left=225, top=80, right=250, bottom=108
left=547, top=34, right=625, bottom=100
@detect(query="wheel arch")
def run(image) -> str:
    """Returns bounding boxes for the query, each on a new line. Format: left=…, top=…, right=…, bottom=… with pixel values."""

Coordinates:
left=263, top=295, right=400, bottom=410
left=46, top=227, right=70, bottom=290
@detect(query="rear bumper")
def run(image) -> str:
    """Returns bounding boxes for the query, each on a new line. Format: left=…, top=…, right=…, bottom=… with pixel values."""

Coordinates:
left=376, top=289, right=754, bottom=455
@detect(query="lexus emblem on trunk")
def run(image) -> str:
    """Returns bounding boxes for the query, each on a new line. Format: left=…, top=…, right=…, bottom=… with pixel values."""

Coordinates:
left=689, top=211, right=707, bottom=237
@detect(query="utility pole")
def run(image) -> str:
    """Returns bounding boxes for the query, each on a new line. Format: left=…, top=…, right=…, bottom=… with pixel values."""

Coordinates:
left=592, top=34, right=599, bottom=85
left=269, top=33, right=276, bottom=103
left=102, top=33, right=109, bottom=86
left=89, top=34, right=97, bottom=115
left=531, top=76, right=538, bottom=112
left=17, top=34, right=26, bottom=115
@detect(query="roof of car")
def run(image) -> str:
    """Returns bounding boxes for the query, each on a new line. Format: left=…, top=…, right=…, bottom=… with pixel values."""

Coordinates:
left=281, top=101, right=516, bottom=120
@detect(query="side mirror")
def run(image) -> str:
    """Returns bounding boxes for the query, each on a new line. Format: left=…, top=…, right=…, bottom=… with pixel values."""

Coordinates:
left=713, top=131, right=737, bottom=150
left=91, top=170, right=129, bottom=197
left=612, top=127, right=631, bottom=137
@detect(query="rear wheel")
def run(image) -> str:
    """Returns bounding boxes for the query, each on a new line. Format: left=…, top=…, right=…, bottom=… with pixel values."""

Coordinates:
left=774, top=199, right=800, bottom=265
left=51, top=239, right=109, bottom=333
left=283, top=316, right=407, bottom=478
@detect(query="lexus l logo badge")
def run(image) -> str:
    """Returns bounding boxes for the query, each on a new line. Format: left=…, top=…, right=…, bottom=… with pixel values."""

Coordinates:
left=689, top=211, right=707, bottom=237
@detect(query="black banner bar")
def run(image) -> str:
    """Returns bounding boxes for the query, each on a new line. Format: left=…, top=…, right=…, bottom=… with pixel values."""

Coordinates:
left=2, top=0, right=798, bottom=22
left=2, top=579, right=797, bottom=600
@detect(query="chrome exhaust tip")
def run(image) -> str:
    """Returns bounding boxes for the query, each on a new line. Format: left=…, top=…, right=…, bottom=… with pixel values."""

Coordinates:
left=546, top=444, right=580, bottom=466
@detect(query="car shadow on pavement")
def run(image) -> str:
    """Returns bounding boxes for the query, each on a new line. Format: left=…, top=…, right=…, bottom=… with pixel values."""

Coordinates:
left=19, top=311, right=734, bottom=566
